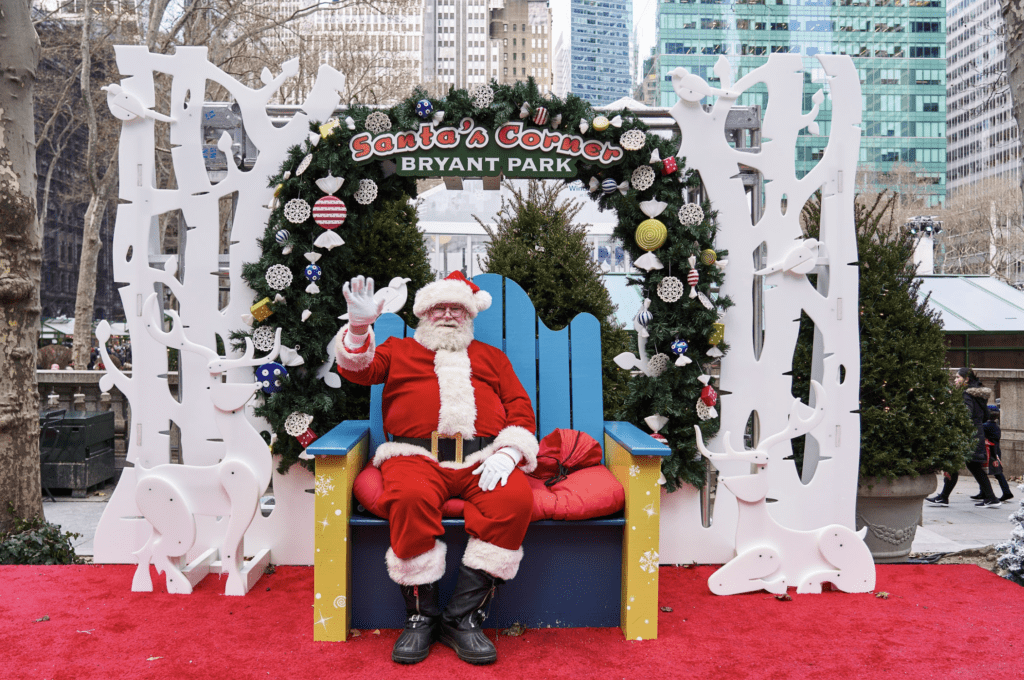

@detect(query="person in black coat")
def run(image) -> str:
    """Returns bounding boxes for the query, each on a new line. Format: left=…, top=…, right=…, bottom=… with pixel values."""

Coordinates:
left=983, top=408, right=1013, bottom=501
left=926, top=368, right=1002, bottom=507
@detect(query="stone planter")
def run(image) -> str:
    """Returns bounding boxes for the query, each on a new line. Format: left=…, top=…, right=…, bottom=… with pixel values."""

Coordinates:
left=855, top=474, right=938, bottom=563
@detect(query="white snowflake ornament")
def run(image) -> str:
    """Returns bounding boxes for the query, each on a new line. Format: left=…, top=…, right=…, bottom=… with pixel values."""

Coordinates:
left=472, top=84, right=494, bottom=108
left=657, top=276, right=684, bottom=303
left=354, top=178, right=378, bottom=205
left=621, top=129, right=646, bottom=151
left=295, top=154, right=313, bottom=176
left=284, top=198, right=311, bottom=224
left=648, top=353, right=670, bottom=377
left=365, top=111, right=392, bottom=134
left=252, top=326, right=278, bottom=352
left=679, top=203, right=704, bottom=226
left=631, top=165, right=655, bottom=191
left=284, top=412, right=315, bottom=437
left=265, top=264, right=293, bottom=290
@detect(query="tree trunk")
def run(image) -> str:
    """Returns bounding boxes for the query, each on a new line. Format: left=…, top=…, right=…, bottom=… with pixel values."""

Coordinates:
left=0, top=0, right=43, bottom=532
left=71, top=158, right=117, bottom=370
left=1001, top=0, right=1024, bottom=200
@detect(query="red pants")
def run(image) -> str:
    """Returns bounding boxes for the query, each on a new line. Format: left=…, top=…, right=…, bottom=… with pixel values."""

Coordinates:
left=379, top=455, right=533, bottom=560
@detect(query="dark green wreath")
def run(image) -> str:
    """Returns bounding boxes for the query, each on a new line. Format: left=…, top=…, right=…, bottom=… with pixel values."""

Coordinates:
left=240, top=78, right=729, bottom=489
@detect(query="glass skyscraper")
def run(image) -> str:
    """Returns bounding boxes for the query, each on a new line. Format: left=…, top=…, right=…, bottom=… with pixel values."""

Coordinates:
left=655, top=0, right=947, bottom=205
left=570, top=0, right=634, bottom=106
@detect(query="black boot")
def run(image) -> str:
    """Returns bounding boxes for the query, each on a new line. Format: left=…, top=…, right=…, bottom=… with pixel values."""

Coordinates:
left=392, top=582, right=441, bottom=664
left=439, top=564, right=501, bottom=665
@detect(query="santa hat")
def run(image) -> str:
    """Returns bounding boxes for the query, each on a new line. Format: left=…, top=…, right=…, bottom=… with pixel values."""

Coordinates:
left=413, top=271, right=492, bottom=319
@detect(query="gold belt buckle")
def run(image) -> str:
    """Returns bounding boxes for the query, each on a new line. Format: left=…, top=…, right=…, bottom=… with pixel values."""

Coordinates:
left=431, top=431, right=463, bottom=464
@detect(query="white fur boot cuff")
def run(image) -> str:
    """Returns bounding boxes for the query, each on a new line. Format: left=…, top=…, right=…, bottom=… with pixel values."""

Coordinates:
left=462, top=537, right=524, bottom=581
left=386, top=540, right=447, bottom=585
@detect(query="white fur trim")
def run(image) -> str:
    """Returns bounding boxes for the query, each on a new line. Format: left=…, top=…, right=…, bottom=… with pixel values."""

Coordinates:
left=462, top=537, right=523, bottom=581
left=434, top=349, right=476, bottom=438
left=386, top=540, right=447, bottom=585
left=413, top=280, right=493, bottom=318
left=335, top=325, right=375, bottom=372
left=493, top=425, right=539, bottom=474
left=372, top=441, right=437, bottom=467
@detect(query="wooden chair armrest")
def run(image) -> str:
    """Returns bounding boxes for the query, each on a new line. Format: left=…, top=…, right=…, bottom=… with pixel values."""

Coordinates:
left=604, top=421, right=670, bottom=641
left=308, top=420, right=370, bottom=642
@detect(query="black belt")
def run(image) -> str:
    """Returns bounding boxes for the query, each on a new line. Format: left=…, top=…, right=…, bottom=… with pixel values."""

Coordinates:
left=391, top=433, right=495, bottom=463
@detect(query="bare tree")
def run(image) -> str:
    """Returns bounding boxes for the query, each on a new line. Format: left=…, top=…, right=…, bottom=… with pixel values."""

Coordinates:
left=855, top=162, right=933, bottom=232
left=0, top=0, right=44, bottom=531
left=939, top=176, right=1024, bottom=284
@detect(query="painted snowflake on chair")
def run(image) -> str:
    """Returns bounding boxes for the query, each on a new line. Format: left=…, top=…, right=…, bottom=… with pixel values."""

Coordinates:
left=640, top=550, right=660, bottom=574
left=315, top=475, right=336, bottom=496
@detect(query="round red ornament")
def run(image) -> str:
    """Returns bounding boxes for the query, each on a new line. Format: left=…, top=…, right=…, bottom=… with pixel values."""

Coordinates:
left=312, top=195, right=347, bottom=229
left=700, top=385, right=717, bottom=407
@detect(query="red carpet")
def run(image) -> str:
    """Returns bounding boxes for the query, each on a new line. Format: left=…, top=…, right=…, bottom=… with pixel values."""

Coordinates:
left=1, top=564, right=1020, bottom=679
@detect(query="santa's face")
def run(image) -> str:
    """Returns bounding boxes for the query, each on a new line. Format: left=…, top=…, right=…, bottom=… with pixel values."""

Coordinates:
left=416, top=304, right=473, bottom=351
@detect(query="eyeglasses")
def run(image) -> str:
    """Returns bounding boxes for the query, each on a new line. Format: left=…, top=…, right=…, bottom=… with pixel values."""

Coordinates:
left=428, top=304, right=468, bottom=320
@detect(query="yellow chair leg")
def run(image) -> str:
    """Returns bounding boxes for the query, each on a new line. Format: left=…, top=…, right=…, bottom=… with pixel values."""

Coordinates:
left=313, top=438, right=366, bottom=642
left=607, top=436, right=662, bottom=641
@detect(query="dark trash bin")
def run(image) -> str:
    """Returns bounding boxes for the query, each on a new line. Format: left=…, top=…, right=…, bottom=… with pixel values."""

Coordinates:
left=40, top=410, right=115, bottom=498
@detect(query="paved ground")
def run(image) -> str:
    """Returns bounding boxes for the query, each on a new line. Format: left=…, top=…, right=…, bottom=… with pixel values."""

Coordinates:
left=42, top=473, right=1023, bottom=559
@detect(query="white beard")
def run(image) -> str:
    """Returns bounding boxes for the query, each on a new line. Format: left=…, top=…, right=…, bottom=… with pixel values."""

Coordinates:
left=414, top=317, right=474, bottom=352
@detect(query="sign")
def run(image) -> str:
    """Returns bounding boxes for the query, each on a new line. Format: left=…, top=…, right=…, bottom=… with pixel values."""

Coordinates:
left=349, top=117, right=626, bottom=179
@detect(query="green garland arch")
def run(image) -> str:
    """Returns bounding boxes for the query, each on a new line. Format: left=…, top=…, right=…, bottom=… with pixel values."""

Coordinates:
left=240, top=78, right=730, bottom=490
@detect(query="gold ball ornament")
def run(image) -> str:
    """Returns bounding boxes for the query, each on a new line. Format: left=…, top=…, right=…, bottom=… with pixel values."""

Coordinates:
left=700, top=249, right=717, bottom=266
left=635, top=219, right=667, bottom=251
left=592, top=115, right=610, bottom=132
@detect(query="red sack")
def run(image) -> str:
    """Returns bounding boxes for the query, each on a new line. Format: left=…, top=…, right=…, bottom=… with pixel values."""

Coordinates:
left=530, top=428, right=603, bottom=487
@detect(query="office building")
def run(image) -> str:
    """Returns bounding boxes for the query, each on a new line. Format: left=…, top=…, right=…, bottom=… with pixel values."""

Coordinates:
left=570, top=0, right=633, bottom=106
left=655, top=0, right=947, bottom=206
left=488, top=0, right=554, bottom=93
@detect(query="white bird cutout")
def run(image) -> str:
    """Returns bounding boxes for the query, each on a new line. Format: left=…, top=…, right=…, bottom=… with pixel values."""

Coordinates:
left=754, top=239, right=821, bottom=277
left=670, top=67, right=740, bottom=103
left=340, top=277, right=412, bottom=320
left=102, top=83, right=175, bottom=122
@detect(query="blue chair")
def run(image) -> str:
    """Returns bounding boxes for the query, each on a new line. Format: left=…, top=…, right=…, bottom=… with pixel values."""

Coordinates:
left=309, top=275, right=670, bottom=641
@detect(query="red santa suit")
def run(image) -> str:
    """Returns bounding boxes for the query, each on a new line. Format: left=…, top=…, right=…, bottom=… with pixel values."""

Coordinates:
left=335, top=276, right=539, bottom=586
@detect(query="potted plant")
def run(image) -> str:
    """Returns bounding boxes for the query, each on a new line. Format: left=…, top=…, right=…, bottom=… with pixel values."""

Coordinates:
left=796, top=192, right=974, bottom=562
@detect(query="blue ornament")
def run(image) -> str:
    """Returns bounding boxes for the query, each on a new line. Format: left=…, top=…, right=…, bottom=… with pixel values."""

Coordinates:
left=415, top=99, right=434, bottom=119
left=304, top=264, right=322, bottom=282
left=602, top=178, right=618, bottom=194
left=671, top=339, right=689, bottom=356
left=275, top=229, right=290, bottom=243
left=638, top=309, right=653, bottom=328
left=256, top=362, right=288, bottom=394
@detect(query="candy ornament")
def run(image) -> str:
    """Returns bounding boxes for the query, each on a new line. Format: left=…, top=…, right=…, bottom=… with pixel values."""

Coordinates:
left=415, top=99, right=434, bottom=119
left=519, top=102, right=531, bottom=119
left=671, top=338, right=692, bottom=367
left=697, top=375, right=719, bottom=419
left=700, top=249, right=717, bottom=266
left=708, top=322, right=725, bottom=357
left=318, top=118, right=340, bottom=137
left=532, top=106, right=549, bottom=125
left=250, top=297, right=273, bottom=322
left=635, top=218, right=667, bottom=251
left=312, top=195, right=346, bottom=229
left=662, top=156, right=678, bottom=175
left=687, top=255, right=699, bottom=298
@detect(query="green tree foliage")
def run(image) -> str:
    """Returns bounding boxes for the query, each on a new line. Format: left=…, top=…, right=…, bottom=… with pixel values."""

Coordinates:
left=241, top=195, right=433, bottom=473
left=794, top=192, right=973, bottom=480
left=479, top=180, right=632, bottom=421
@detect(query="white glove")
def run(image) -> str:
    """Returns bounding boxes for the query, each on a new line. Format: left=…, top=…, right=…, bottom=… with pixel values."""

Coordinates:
left=472, top=448, right=519, bottom=492
left=342, top=275, right=385, bottom=335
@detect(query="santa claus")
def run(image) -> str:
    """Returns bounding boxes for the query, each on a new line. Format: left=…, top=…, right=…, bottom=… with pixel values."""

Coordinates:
left=335, top=271, right=538, bottom=665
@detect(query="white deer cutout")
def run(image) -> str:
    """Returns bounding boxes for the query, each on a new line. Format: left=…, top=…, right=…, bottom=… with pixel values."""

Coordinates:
left=99, top=294, right=281, bottom=596
left=694, top=381, right=875, bottom=596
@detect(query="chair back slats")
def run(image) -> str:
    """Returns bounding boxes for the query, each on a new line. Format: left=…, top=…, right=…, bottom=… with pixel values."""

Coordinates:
left=537, top=319, right=571, bottom=440
left=363, top=276, right=602, bottom=455
left=472, top=274, right=504, bottom=352
left=501, top=279, right=540, bottom=425
left=569, top=313, right=604, bottom=450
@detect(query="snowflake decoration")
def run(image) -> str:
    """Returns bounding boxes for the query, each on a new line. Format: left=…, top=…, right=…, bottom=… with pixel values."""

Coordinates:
left=265, top=264, right=293, bottom=290
left=639, top=550, right=660, bottom=574
left=472, top=84, right=494, bottom=108
left=631, top=165, right=655, bottom=192
left=354, top=178, right=378, bottom=205
left=284, top=411, right=314, bottom=437
left=696, top=399, right=713, bottom=420
left=315, top=475, right=336, bottom=496
left=620, top=129, right=646, bottom=151
left=284, top=198, right=311, bottom=224
left=657, top=276, right=684, bottom=303
left=295, top=153, right=313, bottom=176
left=365, top=111, right=392, bottom=134
left=629, top=464, right=641, bottom=478
left=643, top=503, right=658, bottom=518
left=252, top=326, right=277, bottom=352
left=678, top=203, right=704, bottom=226
left=648, top=353, right=670, bottom=377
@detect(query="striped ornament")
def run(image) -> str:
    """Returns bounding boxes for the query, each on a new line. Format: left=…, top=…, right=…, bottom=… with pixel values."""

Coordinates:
left=688, top=269, right=699, bottom=287
left=312, top=195, right=347, bottom=230
left=532, top=107, right=549, bottom=125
